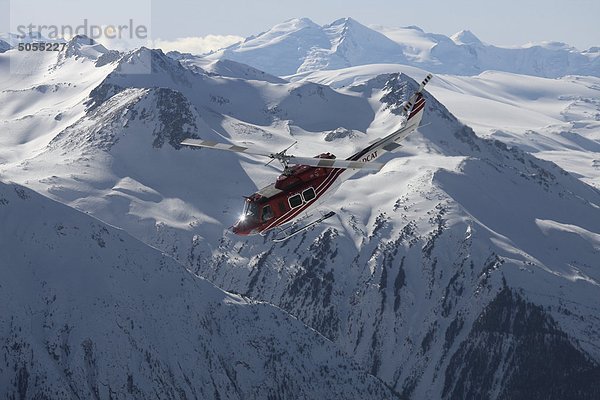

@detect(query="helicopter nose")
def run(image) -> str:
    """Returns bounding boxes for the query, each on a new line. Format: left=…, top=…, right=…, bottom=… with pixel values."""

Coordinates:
left=232, top=220, right=249, bottom=235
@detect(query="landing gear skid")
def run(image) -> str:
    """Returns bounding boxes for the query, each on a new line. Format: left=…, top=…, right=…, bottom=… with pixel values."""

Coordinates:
left=272, top=211, right=336, bottom=243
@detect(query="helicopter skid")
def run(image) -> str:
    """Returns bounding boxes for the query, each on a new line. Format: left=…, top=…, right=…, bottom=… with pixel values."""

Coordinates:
left=271, top=211, right=336, bottom=243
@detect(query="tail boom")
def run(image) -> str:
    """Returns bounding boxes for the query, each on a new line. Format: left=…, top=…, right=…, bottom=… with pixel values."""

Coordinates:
left=347, top=73, right=432, bottom=163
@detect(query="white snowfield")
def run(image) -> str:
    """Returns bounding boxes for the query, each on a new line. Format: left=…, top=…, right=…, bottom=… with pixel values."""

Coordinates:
left=293, top=64, right=600, bottom=189
left=1, top=29, right=600, bottom=399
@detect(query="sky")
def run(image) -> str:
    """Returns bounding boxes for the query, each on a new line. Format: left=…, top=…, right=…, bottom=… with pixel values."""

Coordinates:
left=1, top=0, right=599, bottom=52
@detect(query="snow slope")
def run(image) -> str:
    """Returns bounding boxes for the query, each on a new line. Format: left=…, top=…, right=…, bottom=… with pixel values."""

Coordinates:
left=0, top=180, right=396, bottom=399
left=168, top=51, right=288, bottom=84
left=2, top=36, right=600, bottom=399
left=293, top=64, right=600, bottom=189
left=427, top=71, right=600, bottom=188
left=0, top=37, right=120, bottom=165
left=205, top=18, right=599, bottom=78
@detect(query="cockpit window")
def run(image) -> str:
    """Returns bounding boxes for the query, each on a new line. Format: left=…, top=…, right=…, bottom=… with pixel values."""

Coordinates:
left=242, top=201, right=259, bottom=221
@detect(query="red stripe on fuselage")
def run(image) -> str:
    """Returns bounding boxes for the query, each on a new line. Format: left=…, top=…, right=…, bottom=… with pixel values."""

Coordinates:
left=263, top=167, right=344, bottom=231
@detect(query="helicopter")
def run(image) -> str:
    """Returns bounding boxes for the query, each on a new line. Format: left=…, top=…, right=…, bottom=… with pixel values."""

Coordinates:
left=181, top=73, right=432, bottom=242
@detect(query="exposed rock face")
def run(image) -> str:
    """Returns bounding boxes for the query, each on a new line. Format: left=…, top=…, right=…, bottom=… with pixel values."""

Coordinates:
left=444, top=288, right=600, bottom=400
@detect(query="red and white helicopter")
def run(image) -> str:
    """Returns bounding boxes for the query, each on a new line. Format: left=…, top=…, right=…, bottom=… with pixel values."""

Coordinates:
left=182, top=74, right=432, bottom=242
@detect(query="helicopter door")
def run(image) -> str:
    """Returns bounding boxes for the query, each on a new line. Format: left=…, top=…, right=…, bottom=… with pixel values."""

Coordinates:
left=262, top=204, right=274, bottom=221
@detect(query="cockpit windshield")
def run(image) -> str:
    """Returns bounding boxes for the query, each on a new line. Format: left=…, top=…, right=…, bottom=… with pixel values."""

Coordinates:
left=241, top=200, right=259, bottom=222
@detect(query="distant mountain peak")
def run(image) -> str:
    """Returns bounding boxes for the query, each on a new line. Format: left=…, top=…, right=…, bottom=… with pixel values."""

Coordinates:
left=110, top=46, right=192, bottom=81
left=404, top=25, right=424, bottom=32
left=296, top=17, right=319, bottom=25
left=70, top=34, right=96, bottom=45
left=326, top=16, right=372, bottom=33
left=274, top=17, right=320, bottom=31
left=0, top=31, right=51, bottom=47
left=55, top=34, right=112, bottom=65
left=451, top=29, right=482, bottom=45
left=19, top=30, right=44, bottom=40
left=540, top=41, right=573, bottom=50
left=66, top=34, right=108, bottom=54
left=328, top=16, right=357, bottom=26
left=0, top=39, right=11, bottom=53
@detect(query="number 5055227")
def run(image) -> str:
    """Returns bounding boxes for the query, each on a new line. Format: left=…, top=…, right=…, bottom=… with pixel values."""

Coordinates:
left=17, top=42, right=67, bottom=51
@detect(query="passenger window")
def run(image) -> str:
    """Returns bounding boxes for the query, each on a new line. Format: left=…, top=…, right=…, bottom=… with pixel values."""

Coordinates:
left=262, top=205, right=274, bottom=221
left=288, top=194, right=303, bottom=208
left=302, top=187, right=316, bottom=202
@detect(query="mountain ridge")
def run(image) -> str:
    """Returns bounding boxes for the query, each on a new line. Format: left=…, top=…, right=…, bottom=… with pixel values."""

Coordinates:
left=204, top=17, right=600, bottom=78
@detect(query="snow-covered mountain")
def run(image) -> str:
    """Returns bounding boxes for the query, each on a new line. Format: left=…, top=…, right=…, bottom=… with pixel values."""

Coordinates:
left=167, top=51, right=288, bottom=83
left=206, top=17, right=600, bottom=78
left=205, top=17, right=407, bottom=76
left=0, top=39, right=10, bottom=53
left=0, top=31, right=52, bottom=47
left=0, top=181, right=396, bottom=399
left=375, top=24, right=600, bottom=78
left=2, top=35, right=600, bottom=399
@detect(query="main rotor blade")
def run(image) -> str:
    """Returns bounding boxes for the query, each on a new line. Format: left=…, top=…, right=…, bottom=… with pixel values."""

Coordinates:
left=181, top=138, right=384, bottom=170
left=286, top=156, right=384, bottom=171
left=181, top=138, right=273, bottom=158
